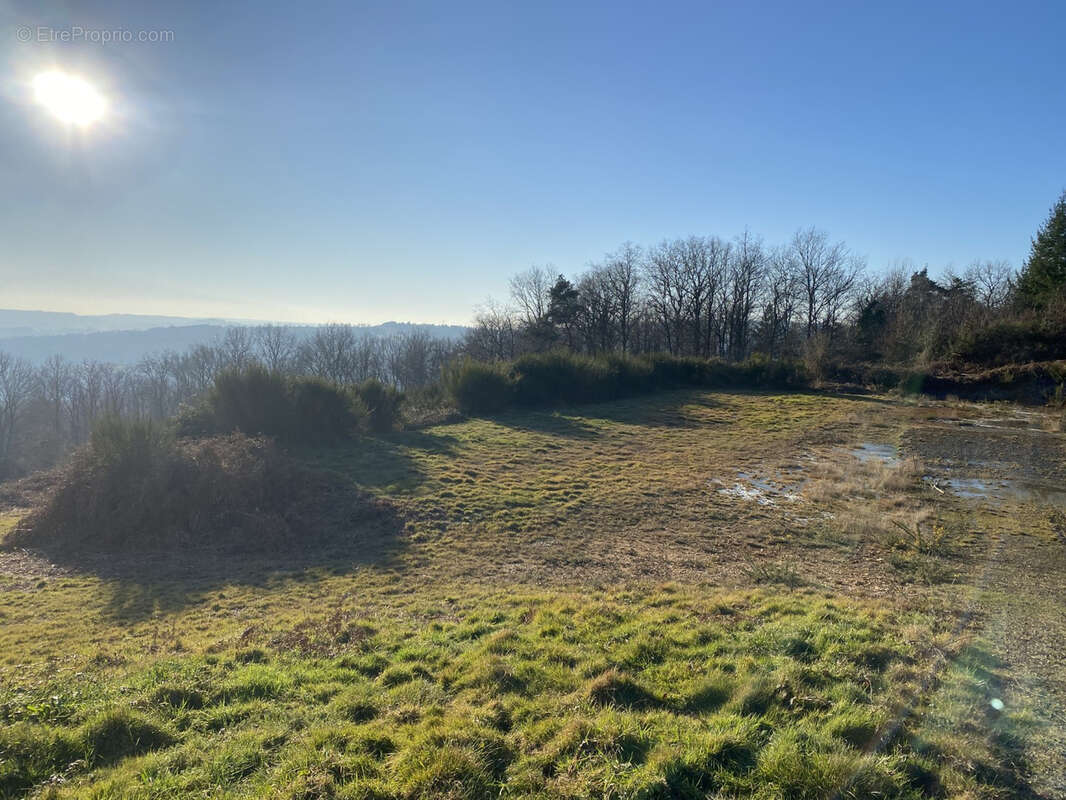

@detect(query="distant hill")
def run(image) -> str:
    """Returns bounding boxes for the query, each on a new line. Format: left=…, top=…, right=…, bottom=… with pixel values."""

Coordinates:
left=0, top=309, right=252, bottom=338
left=0, top=310, right=468, bottom=364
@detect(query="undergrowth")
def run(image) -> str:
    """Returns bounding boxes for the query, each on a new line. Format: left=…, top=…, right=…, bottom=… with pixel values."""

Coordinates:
left=6, top=422, right=393, bottom=554
left=444, top=352, right=807, bottom=414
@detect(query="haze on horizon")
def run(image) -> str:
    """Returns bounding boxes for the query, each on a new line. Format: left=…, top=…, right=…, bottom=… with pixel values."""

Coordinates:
left=1, top=0, right=1064, bottom=325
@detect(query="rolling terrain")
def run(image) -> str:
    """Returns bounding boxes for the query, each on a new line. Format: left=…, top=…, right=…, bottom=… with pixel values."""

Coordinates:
left=1, top=390, right=1064, bottom=799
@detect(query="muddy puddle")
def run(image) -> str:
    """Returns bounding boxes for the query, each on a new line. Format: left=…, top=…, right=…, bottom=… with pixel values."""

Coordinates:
left=932, top=408, right=1060, bottom=434
left=927, top=476, right=1066, bottom=506
left=713, top=471, right=804, bottom=505
left=849, top=443, right=899, bottom=465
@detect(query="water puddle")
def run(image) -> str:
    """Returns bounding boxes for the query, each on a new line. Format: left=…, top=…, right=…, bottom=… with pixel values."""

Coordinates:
left=926, top=476, right=1066, bottom=506
left=950, top=410, right=1057, bottom=434
left=971, top=418, right=1044, bottom=432
left=717, top=483, right=775, bottom=505
left=849, top=443, right=899, bottom=466
left=714, top=471, right=803, bottom=505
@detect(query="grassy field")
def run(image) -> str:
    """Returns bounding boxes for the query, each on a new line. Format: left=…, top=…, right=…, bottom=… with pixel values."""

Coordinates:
left=1, top=390, right=1064, bottom=798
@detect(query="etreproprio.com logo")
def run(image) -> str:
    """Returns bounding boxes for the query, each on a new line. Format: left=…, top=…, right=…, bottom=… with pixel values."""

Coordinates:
left=16, top=25, right=175, bottom=44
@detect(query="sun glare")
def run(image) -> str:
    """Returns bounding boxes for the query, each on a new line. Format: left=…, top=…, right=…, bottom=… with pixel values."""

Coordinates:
left=32, top=70, right=107, bottom=127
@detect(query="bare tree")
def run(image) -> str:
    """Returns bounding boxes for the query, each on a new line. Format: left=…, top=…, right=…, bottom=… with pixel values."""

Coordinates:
left=603, top=243, right=642, bottom=353
left=725, top=231, right=765, bottom=360
left=465, top=300, right=519, bottom=361
left=350, top=335, right=386, bottom=382
left=645, top=240, right=688, bottom=354
left=218, top=327, right=256, bottom=371
left=179, top=344, right=221, bottom=396
left=509, top=266, right=553, bottom=328
left=38, top=354, right=72, bottom=436
left=100, top=362, right=130, bottom=416
left=386, top=331, right=453, bottom=390
left=301, top=323, right=357, bottom=383
left=138, top=352, right=179, bottom=419
left=791, top=227, right=863, bottom=338
left=965, top=260, right=1015, bottom=311
left=757, top=247, right=800, bottom=359
left=0, top=352, right=34, bottom=474
left=677, top=236, right=727, bottom=358
left=255, top=324, right=297, bottom=373
left=68, top=360, right=107, bottom=444
left=577, top=266, right=615, bottom=353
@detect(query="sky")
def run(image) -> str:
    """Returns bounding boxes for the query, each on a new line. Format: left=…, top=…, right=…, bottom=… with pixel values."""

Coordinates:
left=1, top=0, right=1064, bottom=325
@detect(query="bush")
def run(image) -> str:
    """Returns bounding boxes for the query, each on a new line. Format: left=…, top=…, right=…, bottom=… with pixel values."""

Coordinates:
left=176, top=368, right=376, bottom=444
left=443, top=352, right=809, bottom=416
left=89, top=415, right=174, bottom=478
left=210, top=366, right=294, bottom=439
left=602, top=352, right=655, bottom=395
left=291, top=378, right=365, bottom=443
left=9, top=418, right=391, bottom=554
left=953, top=317, right=1066, bottom=367
left=352, top=379, right=404, bottom=433
left=443, top=360, right=514, bottom=414
left=646, top=353, right=710, bottom=387
left=511, top=351, right=613, bottom=406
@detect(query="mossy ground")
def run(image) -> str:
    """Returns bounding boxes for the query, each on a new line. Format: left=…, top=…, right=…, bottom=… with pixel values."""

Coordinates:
left=2, top=390, right=1063, bottom=798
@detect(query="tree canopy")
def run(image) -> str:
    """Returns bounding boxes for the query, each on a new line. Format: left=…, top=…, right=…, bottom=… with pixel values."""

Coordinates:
left=1017, top=191, right=1066, bottom=306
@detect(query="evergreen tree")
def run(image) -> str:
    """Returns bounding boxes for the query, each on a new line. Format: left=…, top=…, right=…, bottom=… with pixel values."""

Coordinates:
left=1017, top=191, right=1066, bottom=306
left=547, top=275, right=581, bottom=348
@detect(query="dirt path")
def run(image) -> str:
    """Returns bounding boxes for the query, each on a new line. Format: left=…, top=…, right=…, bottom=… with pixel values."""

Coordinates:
left=895, top=402, right=1066, bottom=798
left=970, top=530, right=1066, bottom=799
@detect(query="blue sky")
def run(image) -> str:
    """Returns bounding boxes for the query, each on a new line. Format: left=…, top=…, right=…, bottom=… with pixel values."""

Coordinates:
left=1, top=0, right=1064, bottom=324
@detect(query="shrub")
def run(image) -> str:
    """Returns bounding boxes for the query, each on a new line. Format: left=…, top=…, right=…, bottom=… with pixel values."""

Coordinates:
left=601, top=352, right=655, bottom=395
left=173, top=400, right=216, bottom=438
left=802, top=332, right=834, bottom=382
left=211, top=366, right=295, bottom=439
left=443, top=359, right=514, bottom=414
left=446, top=351, right=808, bottom=415
left=10, top=419, right=392, bottom=554
left=511, top=351, right=610, bottom=406
left=353, top=379, right=404, bottom=433
left=953, top=316, right=1066, bottom=367
left=88, top=415, right=174, bottom=479
left=647, top=354, right=710, bottom=387
left=404, top=383, right=460, bottom=428
left=176, top=368, right=377, bottom=444
left=291, top=377, right=364, bottom=443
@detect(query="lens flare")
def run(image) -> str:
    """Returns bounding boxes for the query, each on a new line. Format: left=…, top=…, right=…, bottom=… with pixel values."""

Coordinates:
left=32, top=70, right=107, bottom=126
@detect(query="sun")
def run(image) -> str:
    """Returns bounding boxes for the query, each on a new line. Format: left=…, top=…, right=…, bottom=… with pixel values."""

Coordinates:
left=32, top=70, right=107, bottom=126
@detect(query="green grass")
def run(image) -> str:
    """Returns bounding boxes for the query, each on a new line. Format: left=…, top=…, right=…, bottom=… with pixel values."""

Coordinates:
left=0, top=588, right=1020, bottom=799
left=2, top=388, right=1061, bottom=798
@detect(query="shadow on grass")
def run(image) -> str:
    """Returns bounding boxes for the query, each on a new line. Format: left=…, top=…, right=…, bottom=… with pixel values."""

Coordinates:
left=900, top=642, right=1049, bottom=800
left=489, top=389, right=734, bottom=436
left=492, top=409, right=604, bottom=439
left=8, top=483, right=410, bottom=623
left=302, top=430, right=460, bottom=491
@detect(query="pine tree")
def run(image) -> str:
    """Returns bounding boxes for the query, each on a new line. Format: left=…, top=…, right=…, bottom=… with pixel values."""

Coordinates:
left=1017, top=190, right=1066, bottom=306
left=547, top=275, right=580, bottom=349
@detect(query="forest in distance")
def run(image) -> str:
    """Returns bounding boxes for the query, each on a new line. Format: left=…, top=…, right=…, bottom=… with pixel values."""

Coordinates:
left=1, top=190, right=1064, bottom=479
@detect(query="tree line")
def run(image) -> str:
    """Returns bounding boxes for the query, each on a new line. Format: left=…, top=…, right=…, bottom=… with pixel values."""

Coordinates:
left=3, top=191, right=1063, bottom=478
left=464, top=191, right=1066, bottom=371
left=0, top=326, right=458, bottom=478
left=464, top=228, right=1026, bottom=370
